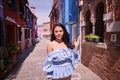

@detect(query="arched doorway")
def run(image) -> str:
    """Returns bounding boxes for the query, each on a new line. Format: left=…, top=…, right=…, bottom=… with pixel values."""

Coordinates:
left=85, top=10, right=92, bottom=35
left=95, top=2, right=104, bottom=42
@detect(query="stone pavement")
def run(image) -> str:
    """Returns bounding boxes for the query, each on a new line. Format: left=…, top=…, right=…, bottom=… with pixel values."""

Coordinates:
left=5, top=38, right=102, bottom=80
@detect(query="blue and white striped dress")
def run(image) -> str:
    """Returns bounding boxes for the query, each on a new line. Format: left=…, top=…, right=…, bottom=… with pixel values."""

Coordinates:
left=43, top=48, right=80, bottom=79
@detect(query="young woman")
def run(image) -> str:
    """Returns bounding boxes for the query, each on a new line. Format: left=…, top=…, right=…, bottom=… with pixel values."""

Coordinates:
left=43, top=23, right=80, bottom=80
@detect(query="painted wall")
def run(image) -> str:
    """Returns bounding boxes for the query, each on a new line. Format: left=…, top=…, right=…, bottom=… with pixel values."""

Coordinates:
left=59, top=0, right=80, bottom=41
left=37, top=25, right=43, bottom=39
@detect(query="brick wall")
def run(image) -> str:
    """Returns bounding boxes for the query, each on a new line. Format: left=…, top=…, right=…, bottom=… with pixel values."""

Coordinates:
left=81, top=40, right=120, bottom=80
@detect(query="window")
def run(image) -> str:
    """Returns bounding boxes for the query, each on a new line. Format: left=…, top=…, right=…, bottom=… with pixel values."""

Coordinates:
left=19, top=0, right=25, bottom=17
left=44, top=29, right=47, bottom=31
left=111, top=34, right=117, bottom=42
left=25, top=29, right=28, bottom=39
left=26, top=9, right=29, bottom=21
left=28, top=29, right=30, bottom=39
left=8, top=0, right=16, bottom=10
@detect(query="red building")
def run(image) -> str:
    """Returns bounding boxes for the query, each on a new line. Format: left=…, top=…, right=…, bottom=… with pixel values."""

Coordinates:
left=0, top=0, right=37, bottom=79
left=32, top=14, right=37, bottom=45
left=3, top=0, right=37, bottom=52
left=3, top=0, right=18, bottom=45
left=49, top=0, right=59, bottom=31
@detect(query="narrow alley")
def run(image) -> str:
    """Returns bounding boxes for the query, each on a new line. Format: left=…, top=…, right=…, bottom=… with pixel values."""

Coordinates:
left=5, top=38, right=102, bottom=80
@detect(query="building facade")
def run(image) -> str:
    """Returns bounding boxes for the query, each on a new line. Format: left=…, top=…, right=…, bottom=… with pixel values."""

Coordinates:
left=50, top=0, right=80, bottom=41
left=3, top=0, right=37, bottom=52
left=42, top=22, right=51, bottom=38
left=49, top=0, right=59, bottom=31
left=0, top=0, right=37, bottom=79
left=80, top=0, right=120, bottom=80
left=37, top=25, right=43, bottom=39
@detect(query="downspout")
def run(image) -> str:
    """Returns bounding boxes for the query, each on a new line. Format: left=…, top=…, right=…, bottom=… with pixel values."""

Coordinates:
left=79, top=0, right=83, bottom=63
left=65, top=0, right=70, bottom=34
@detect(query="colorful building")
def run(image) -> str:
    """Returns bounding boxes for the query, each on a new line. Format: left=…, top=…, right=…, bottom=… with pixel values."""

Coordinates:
left=37, top=25, right=43, bottom=39
left=49, top=0, right=59, bottom=31
left=0, top=0, right=37, bottom=79
left=2, top=0, right=37, bottom=52
left=50, top=0, right=80, bottom=41
left=42, top=22, right=51, bottom=38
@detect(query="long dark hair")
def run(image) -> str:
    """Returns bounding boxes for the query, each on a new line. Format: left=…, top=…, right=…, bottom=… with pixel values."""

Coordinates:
left=51, top=23, right=74, bottom=49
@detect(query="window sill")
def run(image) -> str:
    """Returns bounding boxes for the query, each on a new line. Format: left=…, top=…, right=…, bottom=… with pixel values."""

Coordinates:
left=96, top=42, right=107, bottom=49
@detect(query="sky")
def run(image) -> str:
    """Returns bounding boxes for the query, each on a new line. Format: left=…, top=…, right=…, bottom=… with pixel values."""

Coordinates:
left=28, top=0, right=53, bottom=25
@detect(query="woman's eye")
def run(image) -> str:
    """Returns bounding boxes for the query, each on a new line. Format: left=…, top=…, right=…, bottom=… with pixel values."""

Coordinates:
left=60, top=30, right=63, bottom=32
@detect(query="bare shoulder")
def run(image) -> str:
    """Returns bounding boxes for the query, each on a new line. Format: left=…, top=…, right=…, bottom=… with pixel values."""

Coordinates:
left=47, top=41, right=54, bottom=53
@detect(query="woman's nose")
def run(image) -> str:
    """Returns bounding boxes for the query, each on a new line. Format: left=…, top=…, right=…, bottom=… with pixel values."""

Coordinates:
left=57, top=32, right=61, bottom=34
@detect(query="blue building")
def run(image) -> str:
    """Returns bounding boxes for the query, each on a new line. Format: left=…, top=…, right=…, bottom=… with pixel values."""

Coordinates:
left=59, top=0, right=80, bottom=41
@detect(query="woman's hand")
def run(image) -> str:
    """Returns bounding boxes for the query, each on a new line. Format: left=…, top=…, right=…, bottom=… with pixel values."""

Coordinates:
left=73, top=36, right=80, bottom=51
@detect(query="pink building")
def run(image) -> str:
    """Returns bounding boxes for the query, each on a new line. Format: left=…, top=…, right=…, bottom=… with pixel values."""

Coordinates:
left=42, top=22, right=51, bottom=38
left=37, top=25, right=43, bottom=39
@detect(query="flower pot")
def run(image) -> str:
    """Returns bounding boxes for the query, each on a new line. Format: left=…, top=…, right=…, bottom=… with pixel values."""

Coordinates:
left=92, top=38, right=99, bottom=42
left=12, top=55, right=16, bottom=67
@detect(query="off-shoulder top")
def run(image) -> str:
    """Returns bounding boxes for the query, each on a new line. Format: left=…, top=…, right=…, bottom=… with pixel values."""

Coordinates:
left=43, top=48, right=80, bottom=79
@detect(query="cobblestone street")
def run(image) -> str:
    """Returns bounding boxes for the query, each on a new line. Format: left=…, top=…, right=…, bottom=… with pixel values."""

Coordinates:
left=5, top=38, right=102, bottom=80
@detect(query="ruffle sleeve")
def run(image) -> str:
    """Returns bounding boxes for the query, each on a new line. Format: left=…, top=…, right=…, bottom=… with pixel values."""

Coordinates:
left=43, top=55, right=53, bottom=72
left=70, top=49, right=80, bottom=65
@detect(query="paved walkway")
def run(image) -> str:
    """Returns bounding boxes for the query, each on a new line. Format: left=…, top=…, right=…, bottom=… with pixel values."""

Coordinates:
left=5, top=38, right=102, bottom=80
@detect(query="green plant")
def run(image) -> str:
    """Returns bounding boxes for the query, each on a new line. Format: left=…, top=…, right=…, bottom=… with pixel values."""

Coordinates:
left=85, top=33, right=100, bottom=42
left=7, top=42, right=19, bottom=53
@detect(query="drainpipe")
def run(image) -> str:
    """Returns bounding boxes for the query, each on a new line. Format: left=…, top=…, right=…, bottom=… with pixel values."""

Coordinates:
left=79, top=0, right=83, bottom=63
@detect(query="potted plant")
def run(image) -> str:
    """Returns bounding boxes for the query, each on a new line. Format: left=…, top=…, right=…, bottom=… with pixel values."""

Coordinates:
left=7, top=42, right=19, bottom=66
left=85, top=33, right=100, bottom=42
left=7, top=42, right=19, bottom=55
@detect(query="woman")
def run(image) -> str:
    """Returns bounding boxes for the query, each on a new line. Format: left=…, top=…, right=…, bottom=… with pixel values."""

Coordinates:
left=43, top=23, right=80, bottom=80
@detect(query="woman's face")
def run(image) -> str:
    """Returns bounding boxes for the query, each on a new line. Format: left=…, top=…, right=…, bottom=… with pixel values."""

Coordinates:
left=54, top=26, right=64, bottom=40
